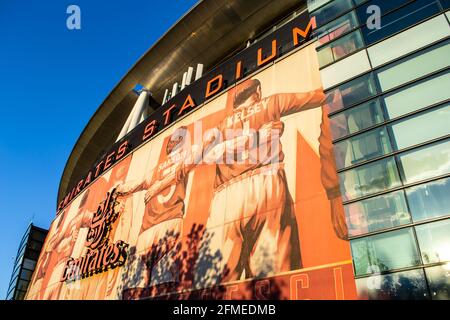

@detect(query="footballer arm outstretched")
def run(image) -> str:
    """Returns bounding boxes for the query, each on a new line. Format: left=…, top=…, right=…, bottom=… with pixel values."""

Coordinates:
left=271, top=88, right=327, bottom=117
left=116, top=175, right=153, bottom=197
left=142, top=133, right=253, bottom=199
left=318, top=105, right=348, bottom=240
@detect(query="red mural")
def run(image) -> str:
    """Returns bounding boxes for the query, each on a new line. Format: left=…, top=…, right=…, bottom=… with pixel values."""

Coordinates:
left=26, top=44, right=357, bottom=300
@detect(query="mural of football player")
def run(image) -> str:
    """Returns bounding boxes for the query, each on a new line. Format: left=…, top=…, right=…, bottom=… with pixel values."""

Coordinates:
left=115, top=124, right=250, bottom=298
left=115, top=127, right=195, bottom=297
left=93, top=158, right=133, bottom=299
left=197, top=78, right=328, bottom=283
left=60, top=158, right=130, bottom=300
left=318, top=105, right=348, bottom=241
left=25, top=206, right=69, bottom=300
left=30, top=190, right=92, bottom=300
left=44, top=188, right=99, bottom=299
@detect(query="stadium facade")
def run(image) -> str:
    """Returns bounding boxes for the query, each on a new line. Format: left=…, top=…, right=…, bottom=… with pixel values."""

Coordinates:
left=24, top=0, right=450, bottom=300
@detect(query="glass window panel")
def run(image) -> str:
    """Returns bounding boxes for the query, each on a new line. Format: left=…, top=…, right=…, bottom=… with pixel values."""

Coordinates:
left=318, top=30, right=364, bottom=67
left=20, top=269, right=34, bottom=281
left=368, top=15, right=450, bottom=68
left=384, top=71, right=450, bottom=119
left=325, top=73, right=378, bottom=113
left=339, top=157, right=401, bottom=201
left=321, top=49, right=372, bottom=89
left=14, top=290, right=26, bottom=300
left=16, top=279, right=30, bottom=292
left=312, top=0, right=354, bottom=27
left=376, top=40, right=450, bottom=91
left=425, top=265, right=450, bottom=300
left=307, top=0, right=333, bottom=13
left=443, top=0, right=450, bottom=9
left=31, top=230, right=46, bottom=242
left=317, top=45, right=334, bottom=67
left=416, top=219, right=450, bottom=264
left=361, top=0, right=441, bottom=45
left=329, top=99, right=384, bottom=140
left=316, top=11, right=360, bottom=46
left=25, top=249, right=40, bottom=260
left=27, top=240, right=40, bottom=252
left=356, top=0, right=412, bottom=20
left=356, top=269, right=429, bottom=300
left=23, top=258, right=36, bottom=270
left=345, top=190, right=411, bottom=237
left=398, top=139, right=450, bottom=184
left=351, top=228, right=421, bottom=276
left=334, top=127, right=392, bottom=169
left=15, top=253, right=24, bottom=268
left=390, top=104, right=450, bottom=151
left=406, top=177, right=450, bottom=222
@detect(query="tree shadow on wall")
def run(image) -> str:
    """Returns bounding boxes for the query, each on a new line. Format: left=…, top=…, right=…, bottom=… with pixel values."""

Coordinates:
left=119, top=224, right=229, bottom=300
left=222, top=242, right=284, bottom=300
left=119, top=223, right=284, bottom=300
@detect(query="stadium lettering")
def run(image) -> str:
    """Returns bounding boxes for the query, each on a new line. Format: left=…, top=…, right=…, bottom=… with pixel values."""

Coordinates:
left=57, top=13, right=315, bottom=214
left=57, top=140, right=129, bottom=212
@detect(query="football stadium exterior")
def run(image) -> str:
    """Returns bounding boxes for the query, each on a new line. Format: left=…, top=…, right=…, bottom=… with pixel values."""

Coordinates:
left=25, top=0, right=450, bottom=300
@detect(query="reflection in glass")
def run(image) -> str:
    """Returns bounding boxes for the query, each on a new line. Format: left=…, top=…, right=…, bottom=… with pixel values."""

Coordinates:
left=25, top=249, right=40, bottom=261
left=307, top=0, right=333, bottom=13
left=15, top=255, right=24, bottom=268
left=398, top=139, right=450, bottom=184
left=318, top=30, right=364, bottom=67
left=23, top=258, right=36, bottom=271
left=384, top=71, right=450, bottom=119
left=16, top=279, right=29, bottom=292
left=312, top=0, right=353, bottom=26
left=19, top=269, right=33, bottom=282
left=28, top=240, right=43, bottom=251
left=15, top=291, right=26, bottom=300
left=325, top=73, right=378, bottom=113
left=360, top=0, right=441, bottom=45
left=406, top=177, right=450, bottom=222
left=389, top=103, right=450, bottom=151
left=31, top=231, right=46, bottom=242
left=339, top=157, right=401, bottom=201
left=334, top=127, right=392, bottom=169
left=345, top=190, right=411, bottom=237
left=351, top=228, right=421, bottom=276
left=356, top=269, right=429, bottom=300
left=425, top=265, right=450, bottom=300
left=329, top=99, right=384, bottom=140
left=376, top=39, right=450, bottom=91
left=356, top=0, right=412, bottom=22
left=316, top=11, right=360, bottom=46
left=416, top=219, right=450, bottom=264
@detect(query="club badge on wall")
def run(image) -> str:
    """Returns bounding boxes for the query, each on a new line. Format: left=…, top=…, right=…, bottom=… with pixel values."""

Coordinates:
left=61, top=188, right=129, bottom=283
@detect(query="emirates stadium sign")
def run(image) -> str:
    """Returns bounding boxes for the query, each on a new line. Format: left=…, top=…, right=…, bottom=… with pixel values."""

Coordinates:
left=61, top=189, right=129, bottom=283
left=57, top=12, right=316, bottom=214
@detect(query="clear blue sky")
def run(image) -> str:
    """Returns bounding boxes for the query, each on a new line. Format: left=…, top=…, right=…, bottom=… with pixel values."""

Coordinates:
left=0, top=0, right=198, bottom=298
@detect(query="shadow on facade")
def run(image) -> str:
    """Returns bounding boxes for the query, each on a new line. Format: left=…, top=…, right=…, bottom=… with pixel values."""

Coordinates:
left=120, top=223, right=283, bottom=300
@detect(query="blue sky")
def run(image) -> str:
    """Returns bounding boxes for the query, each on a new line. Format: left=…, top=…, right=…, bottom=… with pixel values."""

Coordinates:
left=0, top=0, right=198, bottom=298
